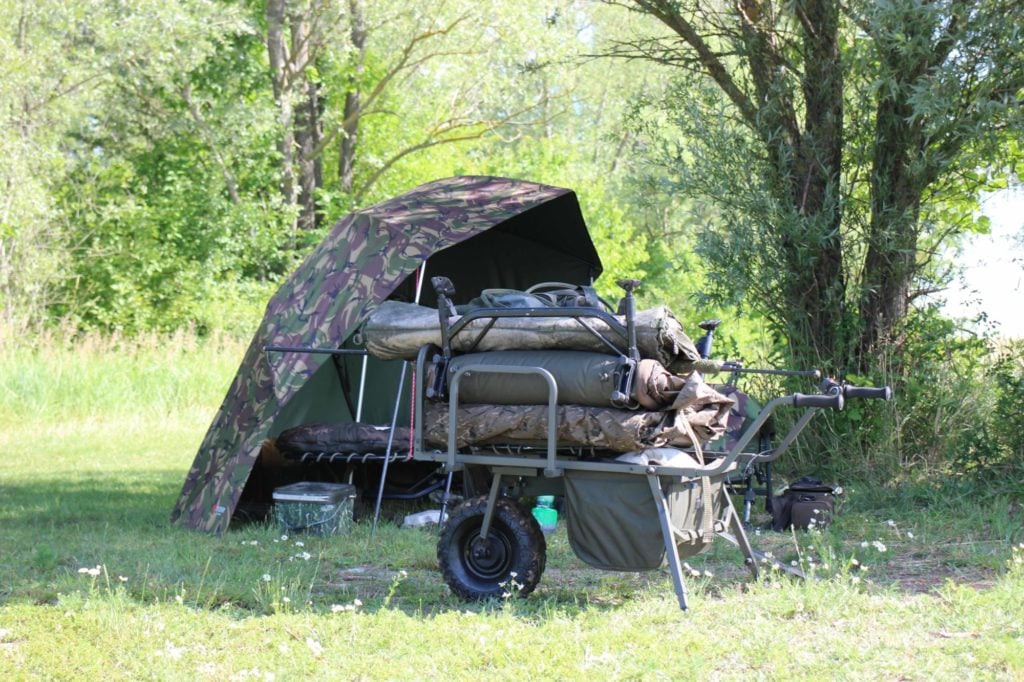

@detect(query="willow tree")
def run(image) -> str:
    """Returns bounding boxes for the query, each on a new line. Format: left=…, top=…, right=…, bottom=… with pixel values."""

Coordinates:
left=611, top=0, right=1024, bottom=371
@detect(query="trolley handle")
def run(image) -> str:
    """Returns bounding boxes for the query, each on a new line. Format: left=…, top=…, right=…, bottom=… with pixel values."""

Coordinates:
left=842, top=385, right=892, bottom=401
left=792, top=393, right=844, bottom=410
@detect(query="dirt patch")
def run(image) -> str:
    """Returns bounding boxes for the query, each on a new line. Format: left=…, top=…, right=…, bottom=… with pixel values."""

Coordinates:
left=876, top=556, right=997, bottom=593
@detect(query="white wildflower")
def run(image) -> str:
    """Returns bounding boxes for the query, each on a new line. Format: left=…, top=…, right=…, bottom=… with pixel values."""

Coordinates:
left=907, top=531, right=914, bottom=539
left=262, top=574, right=272, bottom=582
left=294, top=541, right=304, bottom=548
left=886, top=519, right=896, bottom=527
left=164, top=641, right=185, bottom=660
left=305, top=637, right=324, bottom=656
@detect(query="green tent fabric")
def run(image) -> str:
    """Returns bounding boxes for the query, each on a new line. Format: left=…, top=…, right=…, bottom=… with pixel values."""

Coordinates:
left=171, top=176, right=602, bottom=532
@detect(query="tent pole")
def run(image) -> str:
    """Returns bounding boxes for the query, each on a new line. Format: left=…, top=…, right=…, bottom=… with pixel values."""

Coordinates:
left=415, top=264, right=426, bottom=302
left=371, top=264, right=425, bottom=536
left=371, top=362, right=407, bottom=536
left=355, top=355, right=368, bottom=422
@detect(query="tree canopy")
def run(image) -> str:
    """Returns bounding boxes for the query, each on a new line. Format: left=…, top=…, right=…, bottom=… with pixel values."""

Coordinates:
left=2, top=0, right=1021, bottom=363
left=609, top=0, right=1024, bottom=371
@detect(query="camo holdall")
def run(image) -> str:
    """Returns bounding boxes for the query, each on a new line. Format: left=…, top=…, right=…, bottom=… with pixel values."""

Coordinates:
left=771, top=477, right=841, bottom=531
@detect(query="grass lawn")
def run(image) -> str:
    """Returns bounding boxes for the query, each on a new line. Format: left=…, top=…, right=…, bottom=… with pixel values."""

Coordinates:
left=1, top=335, right=1022, bottom=679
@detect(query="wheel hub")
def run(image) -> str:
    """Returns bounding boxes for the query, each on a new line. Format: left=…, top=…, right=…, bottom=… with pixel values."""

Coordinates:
left=464, top=533, right=511, bottom=580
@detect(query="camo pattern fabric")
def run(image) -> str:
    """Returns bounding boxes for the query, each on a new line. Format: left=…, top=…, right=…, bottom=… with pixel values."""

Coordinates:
left=171, top=176, right=581, bottom=532
left=422, top=373, right=733, bottom=451
left=706, top=384, right=765, bottom=453
left=422, top=402, right=694, bottom=451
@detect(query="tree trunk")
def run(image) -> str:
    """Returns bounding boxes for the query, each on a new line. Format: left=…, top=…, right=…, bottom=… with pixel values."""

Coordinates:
left=267, top=0, right=324, bottom=232
left=742, top=0, right=847, bottom=366
left=857, top=92, right=924, bottom=366
left=339, top=0, right=366, bottom=195
left=289, top=7, right=322, bottom=231
left=266, top=0, right=297, bottom=231
left=790, top=0, right=846, bottom=366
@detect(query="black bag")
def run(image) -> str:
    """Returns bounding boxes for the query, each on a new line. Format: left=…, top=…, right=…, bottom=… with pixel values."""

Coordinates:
left=771, top=476, right=840, bottom=531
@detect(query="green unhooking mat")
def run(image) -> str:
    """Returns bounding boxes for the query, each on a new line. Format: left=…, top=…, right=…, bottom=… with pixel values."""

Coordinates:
left=444, top=350, right=627, bottom=407
left=433, top=350, right=714, bottom=410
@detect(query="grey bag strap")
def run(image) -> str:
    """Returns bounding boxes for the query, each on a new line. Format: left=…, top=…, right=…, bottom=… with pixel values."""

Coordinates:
left=679, top=417, right=715, bottom=546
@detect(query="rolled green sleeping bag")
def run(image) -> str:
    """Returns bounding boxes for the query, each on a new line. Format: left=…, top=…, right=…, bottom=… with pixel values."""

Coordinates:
left=446, top=350, right=628, bottom=407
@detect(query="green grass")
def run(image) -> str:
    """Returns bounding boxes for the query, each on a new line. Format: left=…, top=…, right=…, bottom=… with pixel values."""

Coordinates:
left=1, top=332, right=1023, bottom=679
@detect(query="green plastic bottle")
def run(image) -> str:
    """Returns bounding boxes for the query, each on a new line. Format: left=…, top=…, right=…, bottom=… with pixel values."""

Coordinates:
left=531, top=495, right=558, bottom=534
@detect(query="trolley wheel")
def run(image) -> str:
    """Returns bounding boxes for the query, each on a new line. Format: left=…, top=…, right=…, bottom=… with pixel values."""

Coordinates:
left=438, top=496, right=546, bottom=600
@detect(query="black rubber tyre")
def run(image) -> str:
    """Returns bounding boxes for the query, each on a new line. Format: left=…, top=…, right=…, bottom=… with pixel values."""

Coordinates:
left=438, top=496, right=546, bottom=600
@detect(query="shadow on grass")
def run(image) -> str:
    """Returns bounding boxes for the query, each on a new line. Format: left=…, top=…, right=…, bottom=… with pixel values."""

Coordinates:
left=1, top=472, right=182, bottom=528
left=0, top=474, right=632, bottom=617
left=0, top=474, right=1014, bottom=618
left=325, top=563, right=680, bottom=618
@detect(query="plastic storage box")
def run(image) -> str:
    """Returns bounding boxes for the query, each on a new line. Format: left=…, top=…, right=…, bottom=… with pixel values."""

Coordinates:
left=272, top=482, right=357, bottom=536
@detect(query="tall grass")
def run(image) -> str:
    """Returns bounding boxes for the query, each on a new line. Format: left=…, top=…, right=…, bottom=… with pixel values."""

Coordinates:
left=0, top=325, right=248, bottom=427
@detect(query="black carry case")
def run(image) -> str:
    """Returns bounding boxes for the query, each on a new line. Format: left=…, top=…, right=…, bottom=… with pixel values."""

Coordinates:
left=771, top=477, right=840, bottom=531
